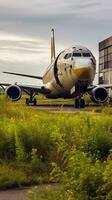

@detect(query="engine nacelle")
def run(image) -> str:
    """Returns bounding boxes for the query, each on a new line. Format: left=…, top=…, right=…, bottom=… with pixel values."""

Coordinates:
left=90, top=86, right=108, bottom=103
left=5, top=85, right=22, bottom=101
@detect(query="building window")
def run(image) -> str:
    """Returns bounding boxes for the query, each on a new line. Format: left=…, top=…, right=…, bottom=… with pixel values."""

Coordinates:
left=104, top=62, right=109, bottom=69
left=99, top=37, right=112, bottom=86
left=104, top=55, right=108, bottom=62
left=108, top=54, right=111, bottom=60
left=108, top=46, right=112, bottom=54
left=99, top=50, right=104, bottom=57
left=104, top=48, right=108, bottom=55
left=99, top=57, right=104, bottom=64
left=99, top=63, right=104, bottom=71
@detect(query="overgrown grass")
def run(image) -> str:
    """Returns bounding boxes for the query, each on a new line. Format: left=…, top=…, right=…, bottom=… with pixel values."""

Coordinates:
left=0, top=96, right=112, bottom=199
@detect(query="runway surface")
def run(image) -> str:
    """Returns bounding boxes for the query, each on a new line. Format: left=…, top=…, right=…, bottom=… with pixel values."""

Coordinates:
left=0, top=188, right=29, bottom=200
left=0, top=184, right=57, bottom=200
left=32, top=104, right=96, bottom=112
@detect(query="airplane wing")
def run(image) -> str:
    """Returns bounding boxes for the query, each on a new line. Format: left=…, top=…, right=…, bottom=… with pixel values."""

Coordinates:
left=3, top=71, right=43, bottom=80
left=87, top=84, right=112, bottom=92
left=17, top=84, right=50, bottom=94
left=0, top=82, right=50, bottom=94
left=0, top=83, right=10, bottom=87
left=0, top=83, right=11, bottom=91
left=96, top=84, right=112, bottom=89
left=0, top=72, right=50, bottom=103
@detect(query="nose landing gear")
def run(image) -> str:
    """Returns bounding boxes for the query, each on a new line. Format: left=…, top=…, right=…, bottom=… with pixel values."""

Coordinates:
left=75, top=98, right=85, bottom=108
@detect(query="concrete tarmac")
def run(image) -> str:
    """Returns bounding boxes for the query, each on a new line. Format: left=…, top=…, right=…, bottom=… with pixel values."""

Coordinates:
left=0, top=188, right=29, bottom=200
left=0, top=184, right=57, bottom=200
left=33, top=104, right=96, bottom=112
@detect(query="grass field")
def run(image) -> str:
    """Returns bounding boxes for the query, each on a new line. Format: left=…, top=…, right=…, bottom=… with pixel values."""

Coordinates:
left=0, top=95, right=112, bottom=199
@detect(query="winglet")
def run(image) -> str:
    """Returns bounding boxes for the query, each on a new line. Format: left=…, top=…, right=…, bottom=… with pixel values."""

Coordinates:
left=51, top=29, right=55, bottom=64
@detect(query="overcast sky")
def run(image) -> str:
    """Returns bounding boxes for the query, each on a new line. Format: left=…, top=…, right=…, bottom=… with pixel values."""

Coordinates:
left=0, top=0, right=112, bottom=85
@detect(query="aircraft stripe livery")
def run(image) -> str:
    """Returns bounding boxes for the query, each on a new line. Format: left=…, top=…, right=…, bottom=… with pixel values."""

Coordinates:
left=0, top=29, right=112, bottom=108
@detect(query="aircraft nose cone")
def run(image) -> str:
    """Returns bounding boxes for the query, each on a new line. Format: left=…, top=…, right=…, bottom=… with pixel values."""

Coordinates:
left=74, top=67, right=94, bottom=80
left=72, top=58, right=95, bottom=81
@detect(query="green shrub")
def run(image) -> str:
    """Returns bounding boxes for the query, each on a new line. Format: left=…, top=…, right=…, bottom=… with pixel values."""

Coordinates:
left=63, top=150, right=104, bottom=200
left=0, top=163, right=28, bottom=188
left=99, top=154, right=112, bottom=200
left=0, top=96, right=112, bottom=195
left=27, top=185, right=66, bottom=200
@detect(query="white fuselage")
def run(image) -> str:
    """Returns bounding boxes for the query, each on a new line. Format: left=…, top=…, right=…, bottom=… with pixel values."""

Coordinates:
left=43, top=45, right=96, bottom=98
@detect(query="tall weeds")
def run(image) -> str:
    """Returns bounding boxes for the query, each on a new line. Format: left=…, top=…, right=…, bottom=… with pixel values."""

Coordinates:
left=0, top=96, right=112, bottom=195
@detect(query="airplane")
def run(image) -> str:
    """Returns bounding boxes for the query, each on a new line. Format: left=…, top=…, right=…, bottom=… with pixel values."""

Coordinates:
left=0, top=29, right=111, bottom=108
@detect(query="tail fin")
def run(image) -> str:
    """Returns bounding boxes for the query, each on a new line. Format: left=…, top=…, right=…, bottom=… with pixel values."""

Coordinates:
left=51, top=29, right=55, bottom=64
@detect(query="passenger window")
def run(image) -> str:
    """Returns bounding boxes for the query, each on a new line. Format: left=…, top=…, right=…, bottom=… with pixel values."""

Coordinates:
left=83, top=53, right=91, bottom=57
left=73, top=53, right=81, bottom=57
left=64, top=54, right=68, bottom=59
left=64, top=53, right=72, bottom=59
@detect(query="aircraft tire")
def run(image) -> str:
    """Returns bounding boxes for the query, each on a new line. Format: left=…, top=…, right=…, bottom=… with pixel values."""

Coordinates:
left=26, top=98, right=29, bottom=106
left=75, top=99, right=80, bottom=108
left=80, top=99, right=85, bottom=108
left=33, top=98, right=37, bottom=106
left=75, top=98, right=85, bottom=108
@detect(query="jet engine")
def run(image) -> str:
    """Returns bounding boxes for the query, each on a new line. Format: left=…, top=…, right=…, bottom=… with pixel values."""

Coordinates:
left=90, top=86, right=108, bottom=103
left=5, top=85, right=22, bottom=101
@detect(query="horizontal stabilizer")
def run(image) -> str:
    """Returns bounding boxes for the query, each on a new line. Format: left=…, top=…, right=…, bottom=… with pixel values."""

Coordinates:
left=3, top=71, right=43, bottom=80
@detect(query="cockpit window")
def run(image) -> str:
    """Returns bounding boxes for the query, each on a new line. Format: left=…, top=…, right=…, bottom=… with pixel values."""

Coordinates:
left=64, top=52, right=91, bottom=59
left=64, top=53, right=72, bottom=59
left=83, top=53, right=91, bottom=57
left=73, top=53, right=81, bottom=57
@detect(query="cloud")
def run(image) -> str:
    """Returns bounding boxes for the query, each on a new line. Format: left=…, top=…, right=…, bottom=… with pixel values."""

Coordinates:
left=0, top=33, right=49, bottom=62
left=71, top=2, right=101, bottom=9
left=0, top=0, right=111, bottom=20
left=0, top=31, right=65, bottom=84
left=0, top=0, right=111, bottom=84
left=0, top=0, right=111, bottom=33
left=0, top=34, right=50, bottom=84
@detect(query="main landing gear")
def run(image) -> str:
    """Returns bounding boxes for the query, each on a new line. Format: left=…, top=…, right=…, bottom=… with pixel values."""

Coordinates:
left=26, top=98, right=37, bottom=106
left=74, top=98, right=85, bottom=108
left=25, top=90, right=37, bottom=106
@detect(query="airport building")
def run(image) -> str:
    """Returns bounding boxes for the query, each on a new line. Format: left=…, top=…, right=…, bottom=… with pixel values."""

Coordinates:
left=99, top=36, right=112, bottom=97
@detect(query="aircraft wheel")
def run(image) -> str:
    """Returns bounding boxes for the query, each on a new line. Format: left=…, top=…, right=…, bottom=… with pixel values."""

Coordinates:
left=33, top=98, right=37, bottom=106
left=80, top=99, right=85, bottom=108
left=75, top=99, right=80, bottom=108
left=75, top=98, right=85, bottom=108
left=26, top=98, right=29, bottom=106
